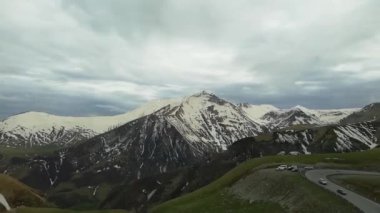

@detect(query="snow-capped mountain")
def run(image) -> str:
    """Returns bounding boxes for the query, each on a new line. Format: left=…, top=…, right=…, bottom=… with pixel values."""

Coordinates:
left=341, top=103, right=380, bottom=124
left=0, top=91, right=359, bottom=148
left=72, top=91, right=266, bottom=166
left=15, top=92, right=267, bottom=190
left=22, top=92, right=366, bottom=190
left=257, top=105, right=358, bottom=129
left=0, top=99, right=180, bottom=147
left=273, top=121, right=378, bottom=154
left=166, top=92, right=264, bottom=151
left=228, top=120, right=379, bottom=160
left=1, top=92, right=377, bottom=209
left=67, top=106, right=198, bottom=182
left=238, top=103, right=279, bottom=124
left=0, top=91, right=267, bottom=148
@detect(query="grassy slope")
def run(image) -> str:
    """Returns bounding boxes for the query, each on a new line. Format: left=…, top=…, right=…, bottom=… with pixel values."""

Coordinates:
left=0, top=173, right=125, bottom=213
left=230, top=169, right=358, bottom=213
left=329, top=174, right=380, bottom=203
left=155, top=190, right=284, bottom=213
left=0, top=174, right=45, bottom=208
left=15, top=207, right=128, bottom=213
left=0, top=145, right=59, bottom=160
left=48, top=181, right=115, bottom=210
left=152, top=148, right=380, bottom=213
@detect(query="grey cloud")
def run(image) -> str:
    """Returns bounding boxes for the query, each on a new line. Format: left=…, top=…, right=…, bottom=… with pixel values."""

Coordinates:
left=218, top=80, right=380, bottom=110
left=0, top=0, right=379, bottom=119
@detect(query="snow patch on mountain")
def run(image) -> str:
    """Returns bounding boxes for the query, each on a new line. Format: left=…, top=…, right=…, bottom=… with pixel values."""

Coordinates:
left=334, top=122, right=378, bottom=151
left=0, top=91, right=360, bottom=148
left=261, top=105, right=358, bottom=129
left=166, top=92, right=264, bottom=151
left=0, top=98, right=181, bottom=134
left=273, top=122, right=377, bottom=153
left=0, top=98, right=180, bottom=147
left=239, top=104, right=279, bottom=124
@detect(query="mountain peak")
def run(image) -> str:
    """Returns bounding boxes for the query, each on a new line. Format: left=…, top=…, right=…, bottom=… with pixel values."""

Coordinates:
left=191, top=90, right=216, bottom=97
left=290, top=105, right=310, bottom=112
left=184, top=90, right=231, bottom=107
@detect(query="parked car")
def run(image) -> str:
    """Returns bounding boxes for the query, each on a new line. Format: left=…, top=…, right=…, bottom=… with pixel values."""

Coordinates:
left=337, top=189, right=347, bottom=195
left=319, top=178, right=328, bottom=185
left=286, top=165, right=298, bottom=172
left=304, top=166, right=314, bottom=170
left=276, top=165, right=288, bottom=171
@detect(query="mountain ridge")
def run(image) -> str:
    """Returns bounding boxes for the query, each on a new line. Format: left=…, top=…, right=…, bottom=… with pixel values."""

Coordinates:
left=0, top=91, right=364, bottom=148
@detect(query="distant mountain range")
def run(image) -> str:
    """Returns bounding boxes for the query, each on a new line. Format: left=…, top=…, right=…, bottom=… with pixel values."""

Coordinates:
left=0, top=91, right=359, bottom=148
left=240, top=104, right=357, bottom=129
left=0, top=98, right=181, bottom=147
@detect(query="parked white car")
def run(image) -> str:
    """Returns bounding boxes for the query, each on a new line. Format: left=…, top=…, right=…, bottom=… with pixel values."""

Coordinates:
left=276, top=165, right=288, bottom=171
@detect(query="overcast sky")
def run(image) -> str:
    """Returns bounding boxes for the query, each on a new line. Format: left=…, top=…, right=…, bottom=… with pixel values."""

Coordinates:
left=1, top=0, right=379, bottom=118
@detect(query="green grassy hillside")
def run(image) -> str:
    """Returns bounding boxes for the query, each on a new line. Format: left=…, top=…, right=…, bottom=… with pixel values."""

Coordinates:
left=229, top=169, right=357, bottom=212
left=0, top=174, right=127, bottom=212
left=152, top=148, right=380, bottom=213
left=14, top=207, right=128, bottom=213
left=0, top=174, right=46, bottom=208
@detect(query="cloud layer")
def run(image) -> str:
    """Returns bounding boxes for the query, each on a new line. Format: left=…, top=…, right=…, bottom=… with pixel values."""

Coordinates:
left=1, top=0, right=379, bottom=118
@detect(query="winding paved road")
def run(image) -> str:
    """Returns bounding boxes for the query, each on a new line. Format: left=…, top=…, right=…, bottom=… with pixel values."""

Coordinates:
left=305, top=169, right=380, bottom=213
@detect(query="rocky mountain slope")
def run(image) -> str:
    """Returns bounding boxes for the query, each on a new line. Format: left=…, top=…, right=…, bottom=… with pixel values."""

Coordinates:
left=0, top=99, right=181, bottom=147
left=2, top=92, right=265, bottom=190
left=273, top=121, right=379, bottom=154
left=60, top=92, right=265, bottom=181
left=341, top=103, right=380, bottom=124
left=166, top=92, right=264, bottom=151
left=89, top=120, right=380, bottom=211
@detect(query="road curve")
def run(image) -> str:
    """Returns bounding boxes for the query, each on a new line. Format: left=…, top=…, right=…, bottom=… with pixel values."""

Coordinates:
left=305, top=169, right=380, bottom=213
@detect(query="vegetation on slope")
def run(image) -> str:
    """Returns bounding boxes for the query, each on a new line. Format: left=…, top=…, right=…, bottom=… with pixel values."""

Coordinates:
left=0, top=173, right=127, bottom=212
left=152, top=148, right=380, bottom=212
left=15, top=207, right=128, bottom=213
left=0, top=174, right=45, bottom=208
left=0, top=145, right=59, bottom=180
left=230, top=169, right=358, bottom=212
